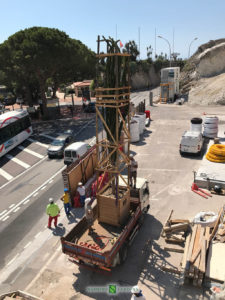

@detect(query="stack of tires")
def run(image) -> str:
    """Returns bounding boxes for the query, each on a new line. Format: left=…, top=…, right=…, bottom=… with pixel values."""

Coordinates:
left=190, top=118, right=202, bottom=132
left=203, top=116, right=218, bottom=138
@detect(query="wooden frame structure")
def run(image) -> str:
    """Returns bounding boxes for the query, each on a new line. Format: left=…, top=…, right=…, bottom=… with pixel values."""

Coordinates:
left=95, top=36, right=131, bottom=226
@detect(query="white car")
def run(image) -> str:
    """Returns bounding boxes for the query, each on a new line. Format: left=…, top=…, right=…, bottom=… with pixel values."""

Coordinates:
left=180, top=131, right=203, bottom=155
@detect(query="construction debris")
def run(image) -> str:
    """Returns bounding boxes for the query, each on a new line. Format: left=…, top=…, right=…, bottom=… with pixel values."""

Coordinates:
left=180, top=205, right=225, bottom=287
left=161, top=210, right=190, bottom=244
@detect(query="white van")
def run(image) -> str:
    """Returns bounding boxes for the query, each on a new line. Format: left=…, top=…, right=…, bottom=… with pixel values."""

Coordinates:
left=64, top=142, right=89, bottom=165
left=180, top=131, right=203, bottom=155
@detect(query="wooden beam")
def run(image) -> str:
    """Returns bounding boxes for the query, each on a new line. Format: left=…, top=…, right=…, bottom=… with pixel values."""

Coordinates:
left=95, top=86, right=131, bottom=91
left=96, top=107, right=117, bottom=145
left=118, top=108, right=131, bottom=140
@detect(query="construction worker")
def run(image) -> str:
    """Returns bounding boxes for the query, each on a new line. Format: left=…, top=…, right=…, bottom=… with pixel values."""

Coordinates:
left=131, top=285, right=146, bottom=300
left=46, top=198, right=60, bottom=229
left=85, top=198, right=94, bottom=234
left=62, top=188, right=71, bottom=216
left=77, top=182, right=86, bottom=207
left=130, top=154, right=138, bottom=189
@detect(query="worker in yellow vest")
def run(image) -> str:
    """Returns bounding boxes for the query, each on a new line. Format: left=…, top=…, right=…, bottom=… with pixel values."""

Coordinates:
left=62, top=188, right=71, bottom=216
left=46, top=198, right=60, bottom=229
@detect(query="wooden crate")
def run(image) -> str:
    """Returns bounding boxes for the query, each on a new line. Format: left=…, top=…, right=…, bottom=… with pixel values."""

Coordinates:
left=98, top=189, right=130, bottom=226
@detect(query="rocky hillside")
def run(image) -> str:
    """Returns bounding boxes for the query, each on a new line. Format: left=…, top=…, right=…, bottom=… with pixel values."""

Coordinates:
left=181, top=39, right=225, bottom=105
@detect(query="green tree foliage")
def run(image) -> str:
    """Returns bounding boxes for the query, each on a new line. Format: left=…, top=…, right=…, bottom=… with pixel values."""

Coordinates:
left=123, top=40, right=139, bottom=61
left=0, top=27, right=95, bottom=117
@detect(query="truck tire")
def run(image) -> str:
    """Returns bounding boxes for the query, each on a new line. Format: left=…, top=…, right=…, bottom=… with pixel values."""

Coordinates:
left=119, top=242, right=128, bottom=263
left=191, top=118, right=202, bottom=124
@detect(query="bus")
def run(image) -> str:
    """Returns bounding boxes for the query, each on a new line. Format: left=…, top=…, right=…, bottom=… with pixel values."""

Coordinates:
left=0, top=110, right=33, bottom=158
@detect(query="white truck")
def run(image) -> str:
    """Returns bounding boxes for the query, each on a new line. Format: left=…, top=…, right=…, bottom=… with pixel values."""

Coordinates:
left=180, top=131, right=204, bottom=155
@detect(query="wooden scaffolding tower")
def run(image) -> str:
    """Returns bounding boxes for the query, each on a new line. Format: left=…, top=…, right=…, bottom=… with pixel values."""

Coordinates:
left=95, top=36, right=131, bottom=226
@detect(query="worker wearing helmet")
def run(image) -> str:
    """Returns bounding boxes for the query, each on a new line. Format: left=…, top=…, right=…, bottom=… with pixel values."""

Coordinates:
left=85, top=198, right=94, bottom=234
left=46, top=198, right=60, bottom=229
left=62, top=188, right=71, bottom=216
left=131, top=285, right=146, bottom=300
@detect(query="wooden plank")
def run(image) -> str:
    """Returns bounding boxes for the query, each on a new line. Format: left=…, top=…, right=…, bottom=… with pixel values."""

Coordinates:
left=210, top=207, right=224, bottom=241
left=95, top=86, right=131, bottom=91
left=164, top=246, right=184, bottom=253
left=190, top=226, right=205, bottom=264
left=169, top=219, right=190, bottom=225
left=181, top=232, right=191, bottom=269
left=185, top=224, right=198, bottom=271
left=199, top=238, right=206, bottom=273
left=206, top=243, right=225, bottom=281
left=164, top=223, right=189, bottom=233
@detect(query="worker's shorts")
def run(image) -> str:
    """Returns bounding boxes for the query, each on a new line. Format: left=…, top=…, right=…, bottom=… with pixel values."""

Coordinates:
left=131, top=171, right=137, bottom=179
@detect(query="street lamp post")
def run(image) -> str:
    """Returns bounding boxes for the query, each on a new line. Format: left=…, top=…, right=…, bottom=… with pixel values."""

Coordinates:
left=188, top=37, right=198, bottom=58
left=158, top=35, right=172, bottom=67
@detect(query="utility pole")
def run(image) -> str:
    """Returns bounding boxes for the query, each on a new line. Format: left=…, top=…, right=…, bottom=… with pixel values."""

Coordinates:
left=138, top=27, right=140, bottom=60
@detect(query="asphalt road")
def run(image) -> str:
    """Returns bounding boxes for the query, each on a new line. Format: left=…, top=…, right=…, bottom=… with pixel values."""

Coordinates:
left=1, top=95, right=225, bottom=298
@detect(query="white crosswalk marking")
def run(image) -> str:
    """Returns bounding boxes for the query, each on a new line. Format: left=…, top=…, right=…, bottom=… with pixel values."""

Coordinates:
left=18, top=146, right=44, bottom=158
left=0, top=168, right=13, bottom=180
left=6, top=154, right=30, bottom=169
left=28, top=138, right=49, bottom=148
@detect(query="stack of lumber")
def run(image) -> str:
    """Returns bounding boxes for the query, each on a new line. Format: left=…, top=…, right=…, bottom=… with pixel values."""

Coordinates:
left=181, top=224, right=210, bottom=287
left=161, top=210, right=190, bottom=244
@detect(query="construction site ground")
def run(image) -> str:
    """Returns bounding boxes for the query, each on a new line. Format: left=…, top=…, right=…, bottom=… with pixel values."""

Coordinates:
left=7, top=102, right=225, bottom=299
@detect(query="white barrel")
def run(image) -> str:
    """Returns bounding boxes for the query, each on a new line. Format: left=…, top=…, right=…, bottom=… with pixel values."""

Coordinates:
left=136, top=113, right=146, bottom=133
left=190, top=123, right=202, bottom=132
left=203, top=116, right=218, bottom=138
left=130, top=120, right=140, bottom=142
left=132, top=116, right=142, bottom=134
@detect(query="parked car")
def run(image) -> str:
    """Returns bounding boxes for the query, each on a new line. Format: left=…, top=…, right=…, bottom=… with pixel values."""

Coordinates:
left=2, top=96, right=16, bottom=106
left=47, top=134, right=74, bottom=158
left=180, top=131, right=204, bottom=156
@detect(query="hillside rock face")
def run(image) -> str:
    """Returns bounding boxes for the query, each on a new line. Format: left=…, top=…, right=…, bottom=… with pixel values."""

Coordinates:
left=181, top=39, right=225, bottom=105
left=131, top=65, right=160, bottom=90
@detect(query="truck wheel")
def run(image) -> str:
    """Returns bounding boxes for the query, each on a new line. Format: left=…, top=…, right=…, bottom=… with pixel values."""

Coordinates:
left=138, top=214, right=145, bottom=227
left=119, top=242, right=128, bottom=263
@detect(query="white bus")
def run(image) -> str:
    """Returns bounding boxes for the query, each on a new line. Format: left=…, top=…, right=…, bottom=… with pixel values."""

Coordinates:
left=0, top=110, right=33, bottom=158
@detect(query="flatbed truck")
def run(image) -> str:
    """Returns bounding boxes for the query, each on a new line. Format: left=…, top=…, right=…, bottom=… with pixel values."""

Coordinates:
left=61, top=174, right=150, bottom=272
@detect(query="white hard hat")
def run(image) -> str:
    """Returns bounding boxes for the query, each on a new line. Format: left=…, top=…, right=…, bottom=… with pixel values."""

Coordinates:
left=131, top=285, right=141, bottom=294
left=49, top=198, right=54, bottom=203
left=78, top=182, right=82, bottom=186
left=129, top=154, right=134, bottom=158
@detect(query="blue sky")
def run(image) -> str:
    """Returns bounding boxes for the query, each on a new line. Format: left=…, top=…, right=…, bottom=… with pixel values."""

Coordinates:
left=0, top=0, right=225, bottom=59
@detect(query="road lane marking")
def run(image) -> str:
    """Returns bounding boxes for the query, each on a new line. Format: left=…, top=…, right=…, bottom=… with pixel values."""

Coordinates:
left=48, top=179, right=53, bottom=184
left=2, top=216, right=9, bottom=221
left=0, top=168, right=13, bottom=181
left=41, top=186, right=46, bottom=190
left=33, top=192, right=38, bottom=197
left=6, top=154, right=30, bottom=169
left=0, top=210, right=7, bottom=216
left=18, top=145, right=44, bottom=158
left=9, top=204, right=15, bottom=208
left=7, top=254, right=19, bottom=266
left=13, top=207, right=20, bottom=213
left=39, top=133, right=55, bottom=140
left=35, top=231, right=42, bottom=239
left=28, top=138, right=49, bottom=148
left=151, top=184, right=173, bottom=199
left=0, top=165, right=66, bottom=220
left=0, top=155, right=48, bottom=191
left=35, top=141, right=49, bottom=148
left=24, top=241, right=32, bottom=249
left=23, top=199, right=30, bottom=205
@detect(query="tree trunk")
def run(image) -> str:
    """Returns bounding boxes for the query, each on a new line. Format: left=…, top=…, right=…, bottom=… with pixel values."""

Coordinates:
left=37, top=71, right=48, bottom=119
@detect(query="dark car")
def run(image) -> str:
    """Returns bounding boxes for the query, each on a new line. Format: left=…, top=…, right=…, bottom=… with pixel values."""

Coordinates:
left=3, top=96, right=16, bottom=106
left=83, top=102, right=96, bottom=113
left=47, top=134, right=74, bottom=158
